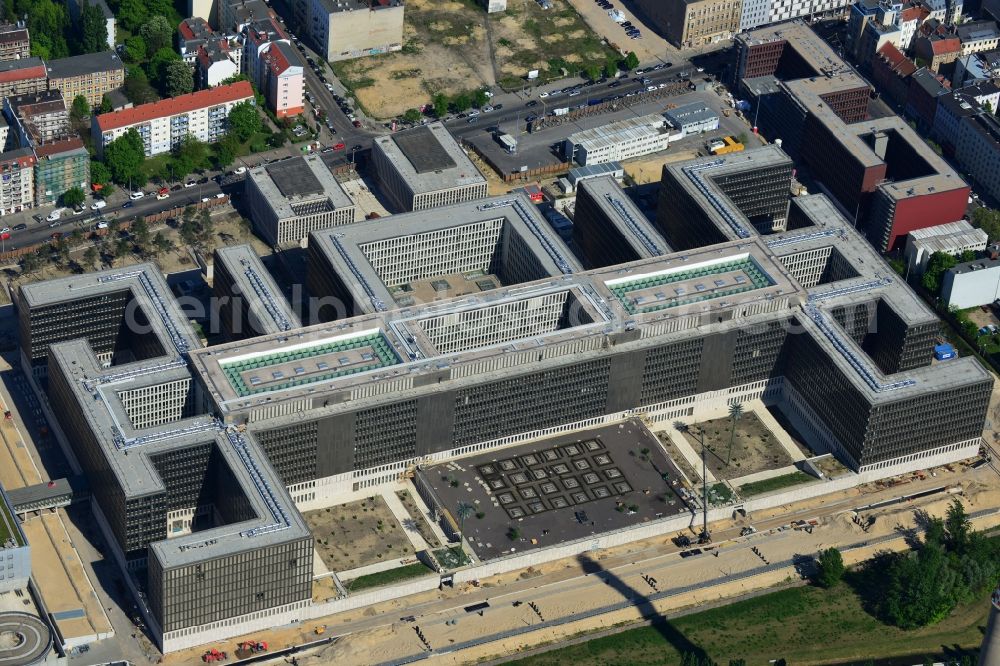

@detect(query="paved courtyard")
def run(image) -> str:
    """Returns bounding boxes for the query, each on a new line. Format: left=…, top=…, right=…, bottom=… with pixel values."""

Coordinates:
left=418, top=418, right=695, bottom=560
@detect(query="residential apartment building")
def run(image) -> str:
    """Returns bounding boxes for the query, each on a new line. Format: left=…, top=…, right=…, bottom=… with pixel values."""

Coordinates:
left=33, top=139, right=89, bottom=206
left=954, top=49, right=1000, bottom=85
left=68, top=0, right=116, bottom=51
left=0, top=148, right=36, bottom=216
left=371, top=122, right=487, bottom=212
left=957, top=19, right=1000, bottom=55
left=950, top=103, right=1000, bottom=203
left=913, top=23, right=962, bottom=72
left=0, top=23, right=30, bottom=61
left=46, top=51, right=125, bottom=109
left=0, top=59, right=48, bottom=99
left=179, top=17, right=217, bottom=63
left=260, top=42, right=304, bottom=117
left=294, top=0, right=404, bottom=62
left=4, top=91, right=72, bottom=146
left=220, top=0, right=272, bottom=33
left=634, top=0, right=740, bottom=47
left=871, top=43, right=917, bottom=108
left=563, top=114, right=675, bottom=166
left=243, top=16, right=287, bottom=85
left=92, top=81, right=255, bottom=158
left=196, top=39, right=240, bottom=88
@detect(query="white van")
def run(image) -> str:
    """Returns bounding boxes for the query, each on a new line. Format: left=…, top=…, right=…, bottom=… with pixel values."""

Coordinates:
left=46, top=208, right=65, bottom=222
left=91, top=200, right=107, bottom=210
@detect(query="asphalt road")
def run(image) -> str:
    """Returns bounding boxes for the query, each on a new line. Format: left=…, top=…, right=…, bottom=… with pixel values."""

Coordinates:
left=445, top=63, right=711, bottom=140
left=11, top=180, right=224, bottom=251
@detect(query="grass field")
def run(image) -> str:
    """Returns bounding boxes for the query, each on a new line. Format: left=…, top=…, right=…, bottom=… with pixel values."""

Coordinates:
left=511, top=581, right=988, bottom=665
left=738, top=471, right=814, bottom=497
left=0, top=496, right=21, bottom=546
left=345, top=562, right=434, bottom=592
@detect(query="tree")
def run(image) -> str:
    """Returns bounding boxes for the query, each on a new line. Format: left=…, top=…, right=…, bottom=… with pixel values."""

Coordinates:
left=123, top=66, right=158, bottom=105
left=152, top=231, right=175, bottom=255
left=623, top=51, right=640, bottom=71
left=83, top=245, right=98, bottom=268
left=583, top=64, right=602, bottom=81
left=972, top=206, right=1000, bottom=242
left=90, top=160, right=111, bottom=187
left=116, top=0, right=149, bottom=32
left=61, top=186, right=85, bottom=208
left=122, top=35, right=146, bottom=65
left=163, top=59, right=194, bottom=98
left=432, top=93, right=448, bottom=118
left=131, top=217, right=151, bottom=249
left=452, top=93, right=471, bottom=112
left=944, top=499, right=971, bottom=555
left=147, top=47, right=181, bottom=91
left=139, top=14, right=172, bottom=55
left=402, top=108, right=422, bottom=123
left=473, top=89, right=490, bottom=108
left=815, top=547, right=845, bottom=588
left=215, top=134, right=239, bottom=167
left=113, top=237, right=131, bottom=266
left=603, top=56, right=619, bottom=79
left=726, top=402, right=743, bottom=466
left=103, top=128, right=146, bottom=186
left=70, top=95, right=90, bottom=121
left=456, top=502, right=474, bottom=542
left=19, top=251, right=41, bottom=275
left=98, top=94, right=113, bottom=114
left=227, top=101, right=261, bottom=142
left=77, top=0, right=109, bottom=54
left=921, top=251, right=957, bottom=294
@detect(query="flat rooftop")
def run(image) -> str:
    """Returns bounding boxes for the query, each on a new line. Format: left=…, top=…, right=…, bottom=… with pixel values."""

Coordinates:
left=567, top=113, right=670, bottom=150
left=664, top=102, right=719, bottom=127
left=307, top=193, right=583, bottom=312
left=247, top=154, right=353, bottom=220
left=215, top=245, right=301, bottom=334
left=578, top=176, right=672, bottom=258
left=416, top=418, right=694, bottom=561
left=737, top=20, right=856, bottom=78
left=373, top=122, right=486, bottom=195
left=663, top=145, right=793, bottom=240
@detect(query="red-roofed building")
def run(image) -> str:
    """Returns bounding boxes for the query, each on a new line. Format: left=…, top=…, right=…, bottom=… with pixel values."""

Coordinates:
left=196, top=38, right=240, bottom=88
left=872, top=43, right=917, bottom=107
left=0, top=58, right=48, bottom=98
left=914, top=25, right=962, bottom=72
left=92, top=81, right=255, bottom=158
left=260, top=42, right=303, bottom=118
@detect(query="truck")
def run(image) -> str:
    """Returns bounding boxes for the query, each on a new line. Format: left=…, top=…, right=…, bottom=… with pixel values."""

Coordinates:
left=496, top=133, right=517, bottom=154
left=707, top=136, right=744, bottom=155
left=552, top=107, right=569, bottom=116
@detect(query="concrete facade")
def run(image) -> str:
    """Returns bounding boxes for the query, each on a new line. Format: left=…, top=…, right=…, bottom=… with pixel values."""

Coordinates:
left=297, top=0, right=404, bottom=62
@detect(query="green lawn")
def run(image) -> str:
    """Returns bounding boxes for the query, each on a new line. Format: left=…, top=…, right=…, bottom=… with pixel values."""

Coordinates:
left=512, top=582, right=988, bottom=665
left=0, top=496, right=21, bottom=547
left=738, top=471, right=814, bottom=496
left=344, top=562, right=434, bottom=592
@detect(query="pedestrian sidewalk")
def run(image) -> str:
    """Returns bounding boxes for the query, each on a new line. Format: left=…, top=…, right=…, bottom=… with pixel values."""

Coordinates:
left=383, top=489, right=432, bottom=553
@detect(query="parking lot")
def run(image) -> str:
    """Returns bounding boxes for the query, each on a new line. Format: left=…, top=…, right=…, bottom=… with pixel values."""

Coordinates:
left=566, top=0, right=672, bottom=62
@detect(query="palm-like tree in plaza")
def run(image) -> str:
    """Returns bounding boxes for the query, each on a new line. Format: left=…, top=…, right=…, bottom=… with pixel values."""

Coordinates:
left=727, top=403, right=744, bottom=467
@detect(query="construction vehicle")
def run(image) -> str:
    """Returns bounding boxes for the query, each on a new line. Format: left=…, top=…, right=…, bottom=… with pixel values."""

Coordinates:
left=707, top=136, right=744, bottom=155
left=314, top=625, right=327, bottom=635
left=202, top=648, right=227, bottom=662
left=235, top=640, right=268, bottom=659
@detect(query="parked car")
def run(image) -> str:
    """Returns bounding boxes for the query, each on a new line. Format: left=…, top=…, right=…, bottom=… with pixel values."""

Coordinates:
left=185, top=180, right=196, bottom=188
left=12, top=223, right=26, bottom=231
left=333, top=143, right=346, bottom=150
left=122, top=201, right=133, bottom=208
left=91, top=200, right=107, bottom=210
left=46, top=208, right=64, bottom=222
left=129, top=191, right=144, bottom=200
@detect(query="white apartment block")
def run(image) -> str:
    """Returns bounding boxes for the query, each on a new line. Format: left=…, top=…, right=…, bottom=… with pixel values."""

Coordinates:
left=92, top=81, right=254, bottom=158
left=740, top=0, right=773, bottom=31
left=299, top=0, right=404, bottom=62
left=0, top=148, right=35, bottom=216
left=564, top=114, right=676, bottom=166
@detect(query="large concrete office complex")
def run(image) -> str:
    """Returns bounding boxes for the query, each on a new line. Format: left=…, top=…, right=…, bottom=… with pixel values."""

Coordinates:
left=573, top=176, right=673, bottom=268
left=656, top=145, right=794, bottom=249
left=370, top=122, right=487, bottom=212
left=214, top=245, right=302, bottom=340
left=736, top=21, right=969, bottom=252
left=306, top=193, right=583, bottom=318
left=244, top=154, right=355, bottom=246
left=0, top=484, right=30, bottom=593
left=17, top=265, right=312, bottom=652
left=20, top=146, right=992, bottom=654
